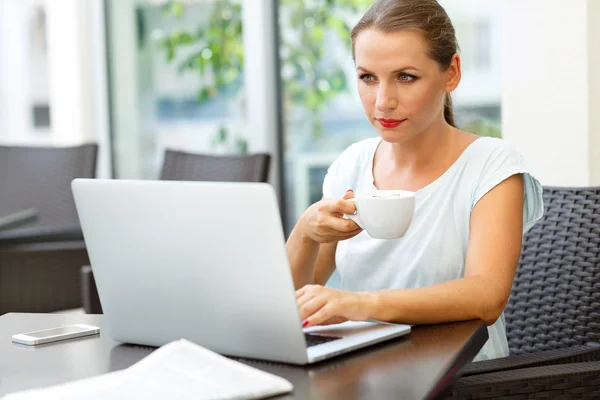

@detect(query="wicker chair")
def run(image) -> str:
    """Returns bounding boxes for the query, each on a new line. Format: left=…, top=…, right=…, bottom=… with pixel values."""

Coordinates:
left=447, top=186, right=600, bottom=398
left=160, top=149, right=271, bottom=183
left=0, top=144, right=98, bottom=314
left=81, top=150, right=272, bottom=314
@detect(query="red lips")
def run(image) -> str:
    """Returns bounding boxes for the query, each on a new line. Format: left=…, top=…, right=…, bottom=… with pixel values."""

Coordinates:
left=377, top=118, right=407, bottom=129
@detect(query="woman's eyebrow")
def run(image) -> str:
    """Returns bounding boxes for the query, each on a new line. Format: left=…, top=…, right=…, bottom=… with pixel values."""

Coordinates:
left=356, top=66, right=419, bottom=73
left=391, top=66, right=419, bottom=73
left=356, top=66, right=373, bottom=73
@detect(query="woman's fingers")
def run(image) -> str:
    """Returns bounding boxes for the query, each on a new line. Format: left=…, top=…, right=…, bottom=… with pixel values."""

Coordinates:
left=318, top=316, right=347, bottom=326
left=342, top=189, right=355, bottom=200
left=296, top=285, right=317, bottom=304
left=322, top=198, right=356, bottom=216
left=325, top=215, right=360, bottom=233
left=296, top=286, right=353, bottom=327
left=303, top=304, right=335, bottom=327
left=298, top=295, right=327, bottom=321
left=303, top=194, right=362, bottom=243
left=296, top=285, right=327, bottom=321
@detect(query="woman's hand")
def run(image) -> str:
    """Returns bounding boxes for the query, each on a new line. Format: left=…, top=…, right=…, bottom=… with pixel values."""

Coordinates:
left=299, top=190, right=362, bottom=244
left=296, top=284, right=374, bottom=328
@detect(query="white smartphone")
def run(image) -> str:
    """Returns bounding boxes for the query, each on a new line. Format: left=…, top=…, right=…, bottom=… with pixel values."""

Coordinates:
left=12, top=324, right=100, bottom=346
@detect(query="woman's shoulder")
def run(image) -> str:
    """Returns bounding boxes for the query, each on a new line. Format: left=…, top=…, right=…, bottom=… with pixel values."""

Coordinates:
left=452, top=135, right=531, bottom=192
left=463, top=136, right=543, bottom=231
left=466, top=136, right=524, bottom=162
left=458, top=136, right=527, bottom=176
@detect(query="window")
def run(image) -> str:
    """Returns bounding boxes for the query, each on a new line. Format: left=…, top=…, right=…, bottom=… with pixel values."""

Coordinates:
left=106, top=0, right=246, bottom=179
left=278, top=0, right=502, bottom=233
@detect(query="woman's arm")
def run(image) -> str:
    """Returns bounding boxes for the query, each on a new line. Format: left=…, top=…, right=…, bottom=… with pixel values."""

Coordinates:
left=286, top=233, right=338, bottom=289
left=286, top=226, right=321, bottom=289
left=287, top=192, right=361, bottom=289
left=298, top=174, right=525, bottom=327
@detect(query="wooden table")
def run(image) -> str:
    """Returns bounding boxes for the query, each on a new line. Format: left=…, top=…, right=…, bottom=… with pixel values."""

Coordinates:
left=0, top=313, right=488, bottom=399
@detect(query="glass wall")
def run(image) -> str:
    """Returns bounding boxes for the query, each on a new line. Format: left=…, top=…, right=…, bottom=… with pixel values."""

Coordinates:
left=105, top=0, right=501, bottom=225
left=441, top=0, right=501, bottom=137
left=278, top=0, right=501, bottom=233
left=106, top=0, right=246, bottom=179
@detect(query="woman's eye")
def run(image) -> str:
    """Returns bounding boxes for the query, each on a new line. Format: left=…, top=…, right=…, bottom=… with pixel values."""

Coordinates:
left=360, top=74, right=376, bottom=83
left=398, top=74, right=417, bottom=83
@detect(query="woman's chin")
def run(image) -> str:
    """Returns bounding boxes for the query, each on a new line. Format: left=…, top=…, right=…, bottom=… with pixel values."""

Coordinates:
left=376, top=128, right=414, bottom=143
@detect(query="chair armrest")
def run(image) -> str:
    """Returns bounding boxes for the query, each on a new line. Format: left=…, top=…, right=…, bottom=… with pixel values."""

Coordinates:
left=0, top=243, right=89, bottom=314
left=460, top=345, right=600, bottom=377
left=448, top=362, right=600, bottom=399
left=0, top=225, right=84, bottom=246
left=0, top=209, right=38, bottom=231
left=81, top=265, right=103, bottom=314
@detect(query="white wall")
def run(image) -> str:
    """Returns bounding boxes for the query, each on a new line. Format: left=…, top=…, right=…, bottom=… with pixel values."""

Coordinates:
left=46, top=0, right=94, bottom=145
left=0, top=0, right=45, bottom=143
left=501, top=0, right=599, bottom=186
left=0, top=0, right=111, bottom=177
left=46, top=0, right=111, bottom=177
left=589, top=0, right=600, bottom=185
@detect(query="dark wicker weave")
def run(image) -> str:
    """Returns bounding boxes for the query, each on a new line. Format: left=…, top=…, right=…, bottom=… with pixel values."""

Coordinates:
left=506, top=187, right=600, bottom=354
left=160, top=150, right=271, bottom=183
left=460, top=345, right=600, bottom=377
left=81, top=150, right=272, bottom=314
left=0, top=144, right=98, bottom=227
left=0, top=144, right=97, bottom=314
left=449, top=362, right=600, bottom=399
left=448, top=186, right=600, bottom=398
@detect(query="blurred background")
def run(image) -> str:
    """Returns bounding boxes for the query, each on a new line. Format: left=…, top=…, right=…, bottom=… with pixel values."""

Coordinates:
left=1, top=0, right=599, bottom=235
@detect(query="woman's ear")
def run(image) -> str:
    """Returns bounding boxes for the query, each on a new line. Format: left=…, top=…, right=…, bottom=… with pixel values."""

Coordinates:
left=445, top=53, right=461, bottom=92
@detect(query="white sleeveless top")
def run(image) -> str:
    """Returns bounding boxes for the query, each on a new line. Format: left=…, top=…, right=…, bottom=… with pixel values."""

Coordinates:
left=322, top=136, right=544, bottom=361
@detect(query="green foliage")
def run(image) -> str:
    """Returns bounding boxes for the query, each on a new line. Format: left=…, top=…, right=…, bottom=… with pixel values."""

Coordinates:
left=462, top=119, right=502, bottom=138
left=158, top=0, right=243, bottom=104
left=157, top=0, right=370, bottom=139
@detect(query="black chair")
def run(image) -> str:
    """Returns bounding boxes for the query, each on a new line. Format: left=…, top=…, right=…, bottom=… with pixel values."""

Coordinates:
left=81, top=150, right=272, bottom=314
left=0, top=144, right=98, bottom=227
left=447, top=186, right=600, bottom=398
left=160, top=149, right=271, bottom=183
left=0, top=144, right=98, bottom=314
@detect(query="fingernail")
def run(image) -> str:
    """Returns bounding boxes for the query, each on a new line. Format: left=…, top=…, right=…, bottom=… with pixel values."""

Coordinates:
left=302, top=320, right=309, bottom=327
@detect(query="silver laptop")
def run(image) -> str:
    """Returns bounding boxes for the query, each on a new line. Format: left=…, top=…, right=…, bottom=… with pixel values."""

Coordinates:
left=72, top=179, right=410, bottom=365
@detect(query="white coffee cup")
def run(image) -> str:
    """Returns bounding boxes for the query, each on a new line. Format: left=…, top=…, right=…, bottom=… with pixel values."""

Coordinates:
left=345, top=190, right=415, bottom=239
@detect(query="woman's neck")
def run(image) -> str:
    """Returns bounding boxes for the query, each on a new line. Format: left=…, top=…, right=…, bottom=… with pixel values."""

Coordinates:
left=384, top=118, right=457, bottom=173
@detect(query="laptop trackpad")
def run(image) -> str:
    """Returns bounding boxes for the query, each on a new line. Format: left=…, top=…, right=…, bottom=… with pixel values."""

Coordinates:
left=304, top=320, right=403, bottom=338
left=304, top=321, right=410, bottom=362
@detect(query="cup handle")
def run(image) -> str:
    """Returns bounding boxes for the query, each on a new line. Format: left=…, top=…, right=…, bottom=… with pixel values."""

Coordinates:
left=345, top=198, right=363, bottom=229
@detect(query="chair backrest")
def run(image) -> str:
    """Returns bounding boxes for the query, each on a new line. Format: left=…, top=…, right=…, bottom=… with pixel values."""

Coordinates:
left=505, top=186, right=600, bottom=355
left=0, top=144, right=98, bottom=227
left=159, top=150, right=271, bottom=183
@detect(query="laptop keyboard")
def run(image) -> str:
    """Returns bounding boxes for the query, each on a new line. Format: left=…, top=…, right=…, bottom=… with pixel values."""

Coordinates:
left=304, top=333, right=342, bottom=348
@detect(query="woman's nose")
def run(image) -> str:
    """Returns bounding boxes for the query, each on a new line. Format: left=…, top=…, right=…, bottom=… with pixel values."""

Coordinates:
left=375, top=86, right=398, bottom=111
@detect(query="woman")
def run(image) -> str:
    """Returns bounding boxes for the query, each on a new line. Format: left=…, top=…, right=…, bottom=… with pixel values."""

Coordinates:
left=285, top=0, right=543, bottom=361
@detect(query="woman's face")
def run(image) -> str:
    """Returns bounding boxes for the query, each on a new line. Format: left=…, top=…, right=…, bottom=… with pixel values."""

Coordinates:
left=354, top=29, right=460, bottom=143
